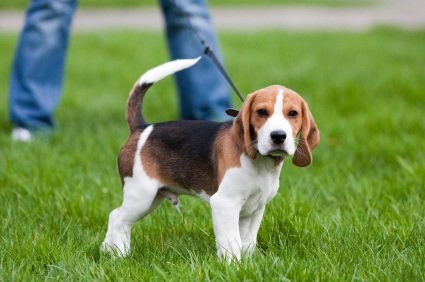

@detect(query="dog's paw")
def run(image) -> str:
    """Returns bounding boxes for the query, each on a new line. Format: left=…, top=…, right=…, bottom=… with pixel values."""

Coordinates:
left=100, top=241, right=130, bottom=257
left=217, top=249, right=242, bottom=264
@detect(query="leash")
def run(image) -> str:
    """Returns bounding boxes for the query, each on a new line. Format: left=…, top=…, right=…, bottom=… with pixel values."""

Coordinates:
left=170, top=0, right=245, bottom=103
left=203, top=45, right=244, bottom=103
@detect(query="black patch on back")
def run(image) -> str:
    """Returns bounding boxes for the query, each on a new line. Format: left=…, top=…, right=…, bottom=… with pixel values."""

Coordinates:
left=146, top=120, right=232, bottom=194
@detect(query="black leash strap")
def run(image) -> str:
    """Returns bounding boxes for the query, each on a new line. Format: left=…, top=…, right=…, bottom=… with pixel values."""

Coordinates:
left=171, top=0, right=244, bottom=103
left=203, top=44, right=245, bottom=103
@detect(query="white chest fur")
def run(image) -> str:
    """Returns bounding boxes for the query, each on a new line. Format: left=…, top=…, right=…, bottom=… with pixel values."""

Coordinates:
left=213, top=155, right=282, bottom=213
left=209, top=154, right=283, bottom=260
left=232, top=154, right=282, bottom=216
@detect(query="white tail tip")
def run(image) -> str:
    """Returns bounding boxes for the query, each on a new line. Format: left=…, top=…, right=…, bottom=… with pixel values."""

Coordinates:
left=138, top=57, right=201, bottom=86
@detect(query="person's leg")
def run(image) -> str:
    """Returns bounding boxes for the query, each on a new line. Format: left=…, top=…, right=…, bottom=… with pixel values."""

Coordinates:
left=9, top=0, right=78, bottom=131
left=160, top=0, right=232, bottom=121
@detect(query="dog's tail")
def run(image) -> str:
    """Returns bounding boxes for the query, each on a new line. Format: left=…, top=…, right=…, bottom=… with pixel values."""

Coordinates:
left=126, top=57, right=201, bottom=133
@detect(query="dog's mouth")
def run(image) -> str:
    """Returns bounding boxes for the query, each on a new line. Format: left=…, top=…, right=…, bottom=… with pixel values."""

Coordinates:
left=267, top=148, right=288, bottom=157
left=252, top=141, right=289, bottom=157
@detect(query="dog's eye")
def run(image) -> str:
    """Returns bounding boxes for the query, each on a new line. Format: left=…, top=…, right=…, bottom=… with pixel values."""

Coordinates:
left=257, top=109, right=268, bottom=117
left=288, top=110, right=298, bottom=117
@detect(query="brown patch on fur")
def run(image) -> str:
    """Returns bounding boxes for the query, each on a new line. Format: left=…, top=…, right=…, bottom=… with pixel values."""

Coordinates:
left=215, top=128, right=242, bottom=185
left=282, top=88, right=304, bottom=138
left=140, top=144, right=182, bottom=189
left=117, top=131, right=141, bottom=186
left=233, top=86, right=279, bottom=159
left=292, top=98, right=320, bottom=167
left=233, top=94, right=253, bottom=159
left=281, top=88, right=320, bottom=167
left=126, top=83, right=151, bottom=133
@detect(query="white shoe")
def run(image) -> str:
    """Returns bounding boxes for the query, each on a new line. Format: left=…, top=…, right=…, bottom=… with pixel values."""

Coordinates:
left=11, top=127, right=32, bottom=142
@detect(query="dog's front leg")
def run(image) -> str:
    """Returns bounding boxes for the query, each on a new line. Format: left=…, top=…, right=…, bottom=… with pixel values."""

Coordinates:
left=210, top=193, right=243, bottom=262
left=101, top=177, right=162, bottom=256
left=239, top=207, right=265, bottom=255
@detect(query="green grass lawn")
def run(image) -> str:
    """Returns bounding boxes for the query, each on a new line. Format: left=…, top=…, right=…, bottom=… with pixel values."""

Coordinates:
left=1, top=28, right=424, bottom=280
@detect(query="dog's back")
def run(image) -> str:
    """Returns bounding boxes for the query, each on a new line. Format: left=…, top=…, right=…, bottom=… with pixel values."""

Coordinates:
left=140, top=120, right=232, bottom=194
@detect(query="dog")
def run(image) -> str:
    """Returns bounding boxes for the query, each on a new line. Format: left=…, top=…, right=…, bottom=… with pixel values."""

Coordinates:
left=101, top=57, right=320, bottom=261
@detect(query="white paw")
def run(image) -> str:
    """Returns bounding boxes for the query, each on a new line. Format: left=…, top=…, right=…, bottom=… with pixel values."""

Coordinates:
left=100, top=240, right=130, bottom=257
left=217, top=248, right=241, bottom=263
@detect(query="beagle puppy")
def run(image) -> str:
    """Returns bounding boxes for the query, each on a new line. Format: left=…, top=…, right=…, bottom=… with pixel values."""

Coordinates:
left=101, top=58, right=320, bottom=261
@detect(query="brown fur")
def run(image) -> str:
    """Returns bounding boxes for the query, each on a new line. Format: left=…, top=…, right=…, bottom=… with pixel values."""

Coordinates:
left=140, top=143, right=183, bottom=190
left=126, top=83, right=152, bottom=133
left=215, top=128, right=243, bottom=185
left=232, top=92, right=260, bottom=159
left=283, top=89, right=320, bottom=167
left=118, top=131, right=141, bottom=185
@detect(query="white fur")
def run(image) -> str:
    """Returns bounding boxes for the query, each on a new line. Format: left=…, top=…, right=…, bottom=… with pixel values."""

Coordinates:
left=138, top=57, right=201, bottom=85
left=257, top=88, right=296, bottom=156
left=101, top=125, right=163, bottom=256
left=210, top=154, right=282, bottom=261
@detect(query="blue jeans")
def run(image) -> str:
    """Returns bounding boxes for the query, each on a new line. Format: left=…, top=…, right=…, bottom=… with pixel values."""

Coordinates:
left=9, top=0, right=231, bottom=130
left=160, top=0, right=231, bottom=120
left=9, top=0, right=77, bottom=130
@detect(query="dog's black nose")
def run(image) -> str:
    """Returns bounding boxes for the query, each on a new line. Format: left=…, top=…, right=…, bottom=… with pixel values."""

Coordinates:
left=270, top=131, right=287, bottom=144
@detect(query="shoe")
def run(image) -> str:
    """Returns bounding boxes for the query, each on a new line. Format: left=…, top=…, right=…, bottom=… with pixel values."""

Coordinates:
left=11, top=127, right=32, bottom=142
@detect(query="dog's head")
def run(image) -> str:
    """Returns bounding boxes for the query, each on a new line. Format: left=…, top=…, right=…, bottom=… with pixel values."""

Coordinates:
left=232, top=85, right=320, bottom=166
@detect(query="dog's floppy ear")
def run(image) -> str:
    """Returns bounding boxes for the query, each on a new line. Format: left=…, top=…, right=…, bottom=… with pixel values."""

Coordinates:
left=233, top=93, right=257, bottom=159
left=293, top=100, right=320, bottom=167
left=225, top=108, right=239, bottom=117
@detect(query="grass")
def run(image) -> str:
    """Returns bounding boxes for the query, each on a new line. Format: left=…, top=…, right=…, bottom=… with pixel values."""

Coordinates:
left=0, top=0, right=373, bottom=9
left=1, top=28, right=425, bottom=280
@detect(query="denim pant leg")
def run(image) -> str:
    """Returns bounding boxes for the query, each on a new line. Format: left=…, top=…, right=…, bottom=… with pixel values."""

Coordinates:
left=9, top=0, right=78, bottom=130
left=160, top=0, right=232, bottom=121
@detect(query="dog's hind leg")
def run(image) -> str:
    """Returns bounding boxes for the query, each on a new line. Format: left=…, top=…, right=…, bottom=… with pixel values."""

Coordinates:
left=101, top=180, right=163, bottom=257
left=101, top=125, right=163, bottom=256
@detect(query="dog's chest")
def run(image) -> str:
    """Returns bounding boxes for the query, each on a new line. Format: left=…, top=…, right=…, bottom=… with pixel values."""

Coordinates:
left=220, top=155, right=283, bottom=217
left=240, top=167, right=281, bottom=216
